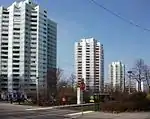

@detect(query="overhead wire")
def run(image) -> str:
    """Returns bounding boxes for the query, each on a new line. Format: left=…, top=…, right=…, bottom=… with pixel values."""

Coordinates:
left=88, top=0, right=150, bottom=32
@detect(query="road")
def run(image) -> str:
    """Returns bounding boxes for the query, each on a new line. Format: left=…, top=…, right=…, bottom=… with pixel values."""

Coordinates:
left=0, top=103, right=79, bottom=119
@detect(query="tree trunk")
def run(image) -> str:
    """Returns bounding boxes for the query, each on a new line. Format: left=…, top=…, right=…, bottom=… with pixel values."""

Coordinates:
left=138, top=81, right=141, bottom=92
left=148, top=86, right=150, bottom=93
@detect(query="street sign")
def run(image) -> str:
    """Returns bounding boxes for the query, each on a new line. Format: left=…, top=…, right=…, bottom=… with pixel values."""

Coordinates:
left=80, top=82, right=85, bottom=91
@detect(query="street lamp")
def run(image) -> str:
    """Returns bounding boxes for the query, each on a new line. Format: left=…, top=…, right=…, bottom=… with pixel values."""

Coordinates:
left=127, top=71, right=132, bottom=94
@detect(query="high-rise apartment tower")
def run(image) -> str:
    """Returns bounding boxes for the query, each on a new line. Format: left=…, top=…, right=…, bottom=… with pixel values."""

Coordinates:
left=109, top=61, right=125, bottom=91
left=75, top=38, right=104, bottom=93
left=0, top=0, right=57, bottom=95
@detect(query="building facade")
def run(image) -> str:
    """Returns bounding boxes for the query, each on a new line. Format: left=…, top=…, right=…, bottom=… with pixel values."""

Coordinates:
left=136, top=81, right=148, bottom=92
left=109, top=61, right=125, bottom=91
left=0, top=0, right=57, bottom=95
left=75, top=38, right=104, bottom=93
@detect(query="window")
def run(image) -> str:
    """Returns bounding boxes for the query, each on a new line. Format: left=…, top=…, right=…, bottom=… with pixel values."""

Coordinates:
left=86, top=61, right=90, bottom=63
left=31, top=24, right=37, bottom=27
left=2, top=29, right=8, bottom=32
left=31, top=29, right=36, bottom=31
left=1, top=43, right=8, bottom=45
left=31, top=15, right=37, bottom=18
left=31, top=61, right=35, bottom=63
left=32, top=38, right=36, bottom=40
left=31, top=20, right=37, bottom=22
left=3, top=16, right=9, bottom=18
left=2, top=25, right=8, bottom=28
left=1, top=56, right=7, bottom=59
left=31, top=56, right=36, bottom=58
left=13, top=28, right=20, bottom=30
left=14, top=37, right=20, bottom=39
left=13, top=32, right=20, bottom=35
left=13, top=41, right=19, bottom=44
left=31, top=42, right=36, bottom=44
left=13, top=74, right=19, bottom=77
left=2, top=20, right=9, bottom=23
left=3, top=11, right=9, bottom=14
left=43, top=32, right=46, bottom=34
left=31, top=33, right=36, bottom=35
left=13, top=69, right=19, bottom=72
left=26, top=13, right=29, bottom=16
left=2, top=34, right=8, bottom=36
left=13, top=55, right=19, bottom=58
left=1, top=52, right=8, bottom=55
left=13, top=46, right=20, bottom=49
left=13, top=60, right=19, bottom=63
left=1, top=47, right=8, bottom=50
left=14, top=14, right=20, bottom=17
left=30, top=84, right=36, bottom=86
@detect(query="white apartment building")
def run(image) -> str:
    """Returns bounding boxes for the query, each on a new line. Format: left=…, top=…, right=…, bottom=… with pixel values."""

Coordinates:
left=109, top=61, right=125, bottom=91
left=136, top=81, right=148, bottom=92
left=75, top=38, right=104, bottom=93
left=0, top=0, right=57, bottom=95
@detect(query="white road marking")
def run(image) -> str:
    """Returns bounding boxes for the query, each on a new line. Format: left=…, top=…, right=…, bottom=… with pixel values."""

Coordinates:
left=26, top=103, right=94, bottom=111
left=66, top=111, right=94, bottom=116
left=26, top=107, right=53, bottom=110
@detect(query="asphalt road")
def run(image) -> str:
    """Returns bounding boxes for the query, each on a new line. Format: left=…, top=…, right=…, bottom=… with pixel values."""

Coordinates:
left=0, top=103, right=78, bottom=119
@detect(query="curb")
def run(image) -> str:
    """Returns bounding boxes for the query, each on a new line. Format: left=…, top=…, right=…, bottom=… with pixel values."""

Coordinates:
left=26, top=103, right=94, bottom=111
left=64, top=111, right=94, bottom=118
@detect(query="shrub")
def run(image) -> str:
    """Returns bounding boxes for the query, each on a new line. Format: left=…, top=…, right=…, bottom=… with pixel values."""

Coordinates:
left=100, top=92, right=150, bottom=112
left=100, top=101, right=127, bottom=112
left=128, top=92, right=147, bottom=102
left=146, top=94, right=150, bottom=101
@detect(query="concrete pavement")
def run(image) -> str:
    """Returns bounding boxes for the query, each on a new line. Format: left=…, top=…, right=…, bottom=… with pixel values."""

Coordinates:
left=0, top=102, right=79, bottom=119
left=74, top=112, right=150, bottom=119
left=1, top=102, right=150, bottom=119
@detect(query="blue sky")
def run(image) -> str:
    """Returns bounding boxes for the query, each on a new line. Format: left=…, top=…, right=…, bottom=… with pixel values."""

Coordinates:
left=2, top=0, right=150, bottom=81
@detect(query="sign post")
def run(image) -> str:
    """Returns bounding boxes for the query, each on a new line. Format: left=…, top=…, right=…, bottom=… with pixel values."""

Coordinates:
left=77, top=87, right=81, bottom=104
left=80, top=79, right=85, bottom=116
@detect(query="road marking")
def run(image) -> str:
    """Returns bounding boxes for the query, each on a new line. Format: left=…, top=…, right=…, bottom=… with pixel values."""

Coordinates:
left=26, top=103, right=94, bottom=111
left=66, top=111, right=94, bottom=116
left=26, top=107, right=53, bottom=110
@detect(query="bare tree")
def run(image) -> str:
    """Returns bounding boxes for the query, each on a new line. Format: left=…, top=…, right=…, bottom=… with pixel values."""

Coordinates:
left=132, top=59, right=145, bottom=91
left=57, top=79, right=68, bottom=89
left=55, top=68, right=70, bottom=93
left=46, top=68, right=64, bottom=99
left=143, top=65, right=150, bottom=92
left=56, top=68, right=64, bottom=84
left=131, top=59, right=150, bottom=92
left=68, top=73, right=76, bottom=91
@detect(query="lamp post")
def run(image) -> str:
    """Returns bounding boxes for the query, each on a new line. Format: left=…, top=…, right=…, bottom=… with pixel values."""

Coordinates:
left=62, top=85, right=66, bottom=105
left=127, top=71, right=132, bottom=94
left=36, top=77, right=39, bottom=105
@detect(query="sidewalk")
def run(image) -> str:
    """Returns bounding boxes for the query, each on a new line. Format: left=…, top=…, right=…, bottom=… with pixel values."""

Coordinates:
left=72, top=112, right=150, bottom=119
